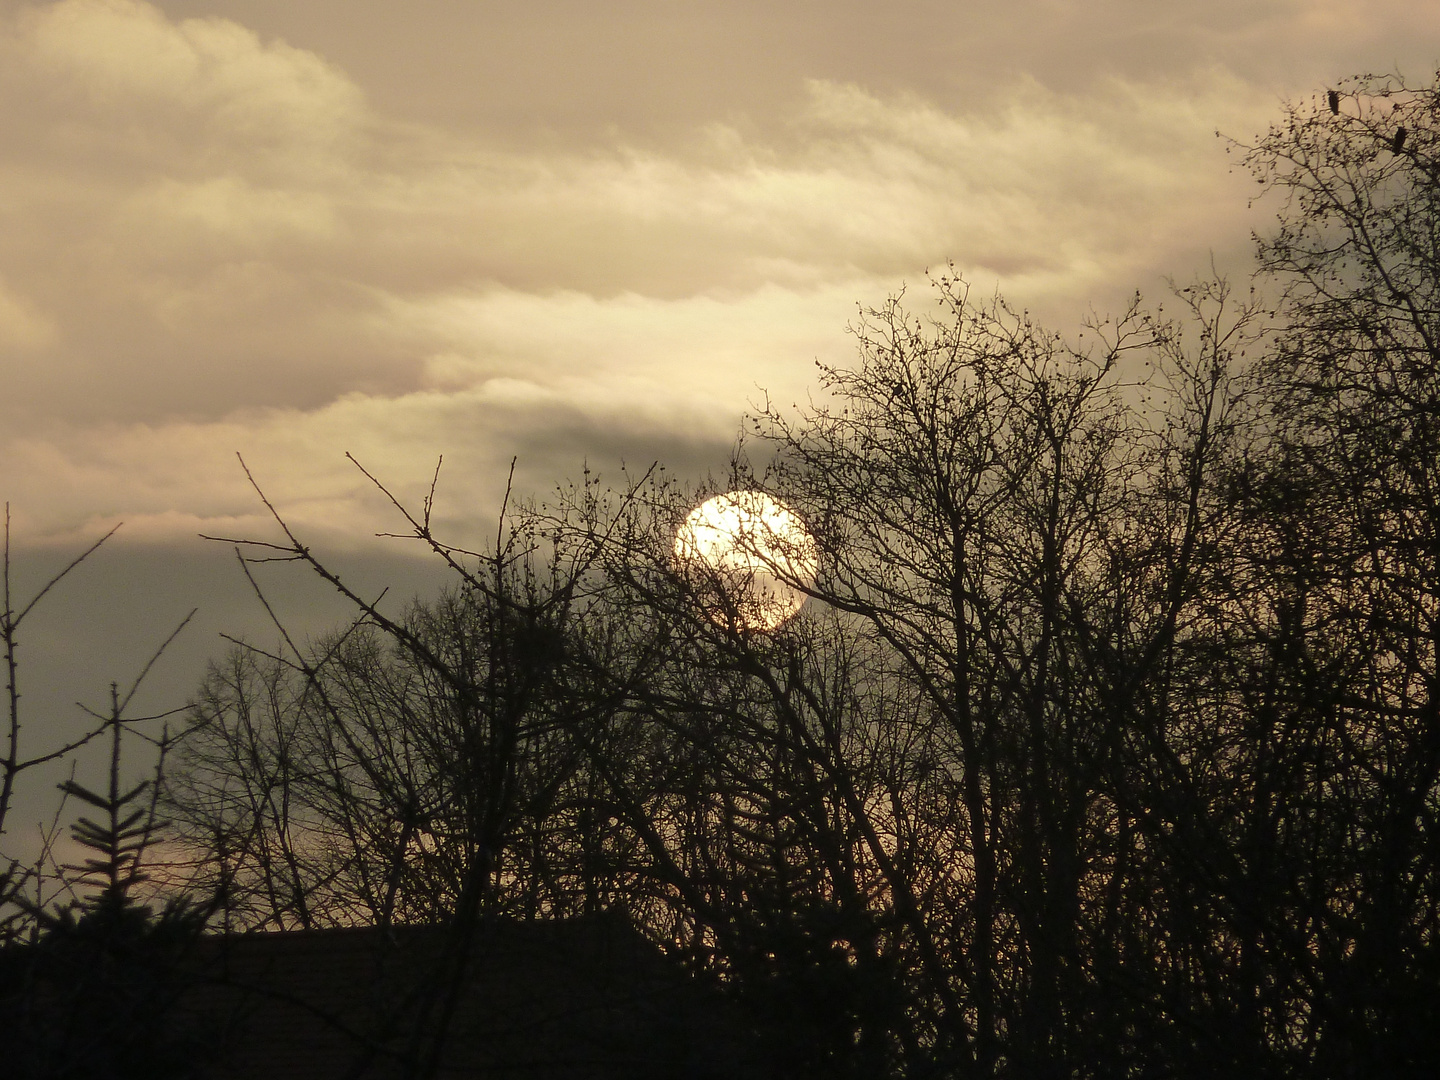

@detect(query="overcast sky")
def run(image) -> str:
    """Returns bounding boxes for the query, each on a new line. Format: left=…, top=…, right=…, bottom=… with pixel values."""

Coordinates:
left=2, top=0, right=1437, bottom=846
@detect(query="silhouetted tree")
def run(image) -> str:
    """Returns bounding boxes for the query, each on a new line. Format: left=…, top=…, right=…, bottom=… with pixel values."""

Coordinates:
left=1, top=510, right=123, bottom=935
left=1226, top=69, right=1440, bottom=1077
left=161, top=70, right=1440, bottom=1080
left=1, top=664, right=213, bottom=1080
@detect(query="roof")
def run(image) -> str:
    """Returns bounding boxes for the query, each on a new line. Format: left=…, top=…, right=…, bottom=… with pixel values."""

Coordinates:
left=179, top=913, right=764, bottom=1080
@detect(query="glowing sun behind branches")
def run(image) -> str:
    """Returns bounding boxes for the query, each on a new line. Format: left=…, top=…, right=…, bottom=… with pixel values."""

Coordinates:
left=674, top=490, right=819, bottom=631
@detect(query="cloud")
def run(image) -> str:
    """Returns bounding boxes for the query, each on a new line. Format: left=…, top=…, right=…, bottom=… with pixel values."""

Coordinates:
left=17, top=0, right=362, bottom=149
left=2, top=0, right=1437, bottom=847
left=0, top=379, right=739, bottom=549
left=0, top=0, right=1410, bottom=553
left=0, top=277, right=58, bottom=349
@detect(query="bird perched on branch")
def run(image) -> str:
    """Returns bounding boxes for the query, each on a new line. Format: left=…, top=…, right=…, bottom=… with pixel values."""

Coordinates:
left=1393, top=126, right=1408, bottom=153
left=1328, top=90, right=1340, bottom=114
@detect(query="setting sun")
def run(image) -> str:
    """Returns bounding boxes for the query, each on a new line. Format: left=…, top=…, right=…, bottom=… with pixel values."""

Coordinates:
left=674, top=490, right=818, bottom=630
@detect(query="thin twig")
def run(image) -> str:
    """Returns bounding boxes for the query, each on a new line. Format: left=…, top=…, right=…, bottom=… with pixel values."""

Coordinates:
left=13, top=727, right=109, bottom=771
left=14, top=522, right=123, bottom=627
left=423, top=456, right=443, bottom=530
left=118, top=607, right=198, bottom=714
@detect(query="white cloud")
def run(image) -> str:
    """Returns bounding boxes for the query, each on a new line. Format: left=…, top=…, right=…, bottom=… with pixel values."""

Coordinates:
left=125, top=176, right=341, bottom=245
left=0, top=278, right=57, bottom=349
left=2, top=0, right=1436, bottom=846
left=0, top=0, right=1386, bottom=550
left=19, top=0, right=363, bottom=148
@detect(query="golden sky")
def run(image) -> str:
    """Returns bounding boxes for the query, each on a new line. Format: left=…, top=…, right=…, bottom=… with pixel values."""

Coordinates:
left=3, top=0, right=1435, bottom=548
left=0, top=1, right=1437, bottom=804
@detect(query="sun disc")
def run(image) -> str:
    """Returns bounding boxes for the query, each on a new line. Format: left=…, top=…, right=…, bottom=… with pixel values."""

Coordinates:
left=674, top=490, right=818, bottom=630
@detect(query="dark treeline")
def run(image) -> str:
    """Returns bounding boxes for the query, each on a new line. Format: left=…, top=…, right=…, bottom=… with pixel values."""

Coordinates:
left=7, top=73, right=1440, bottom=1078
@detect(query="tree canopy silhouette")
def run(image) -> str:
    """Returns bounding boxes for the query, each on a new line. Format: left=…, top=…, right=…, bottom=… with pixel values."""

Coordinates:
left=159, top=70, right=1440, bottom=1079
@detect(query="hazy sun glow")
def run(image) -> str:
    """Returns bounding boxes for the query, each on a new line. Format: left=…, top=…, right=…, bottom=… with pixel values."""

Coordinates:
left=674, top=490, right=819, bottom=631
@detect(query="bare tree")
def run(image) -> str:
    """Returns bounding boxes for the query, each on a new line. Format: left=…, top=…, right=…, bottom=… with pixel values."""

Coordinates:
left=1, top=509, right=117, bottom=929
left=158, top=72, right=1440, bottom=1079
left=1225, top=69, right=1440, bottom=1076
left=1, top=509, right=194, bottom=941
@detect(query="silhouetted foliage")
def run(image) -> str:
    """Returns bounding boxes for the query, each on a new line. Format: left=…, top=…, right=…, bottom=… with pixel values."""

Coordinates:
left=0, top=676, right=213, bottom=1080
left=1, top=899, right=214, bottom=1080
